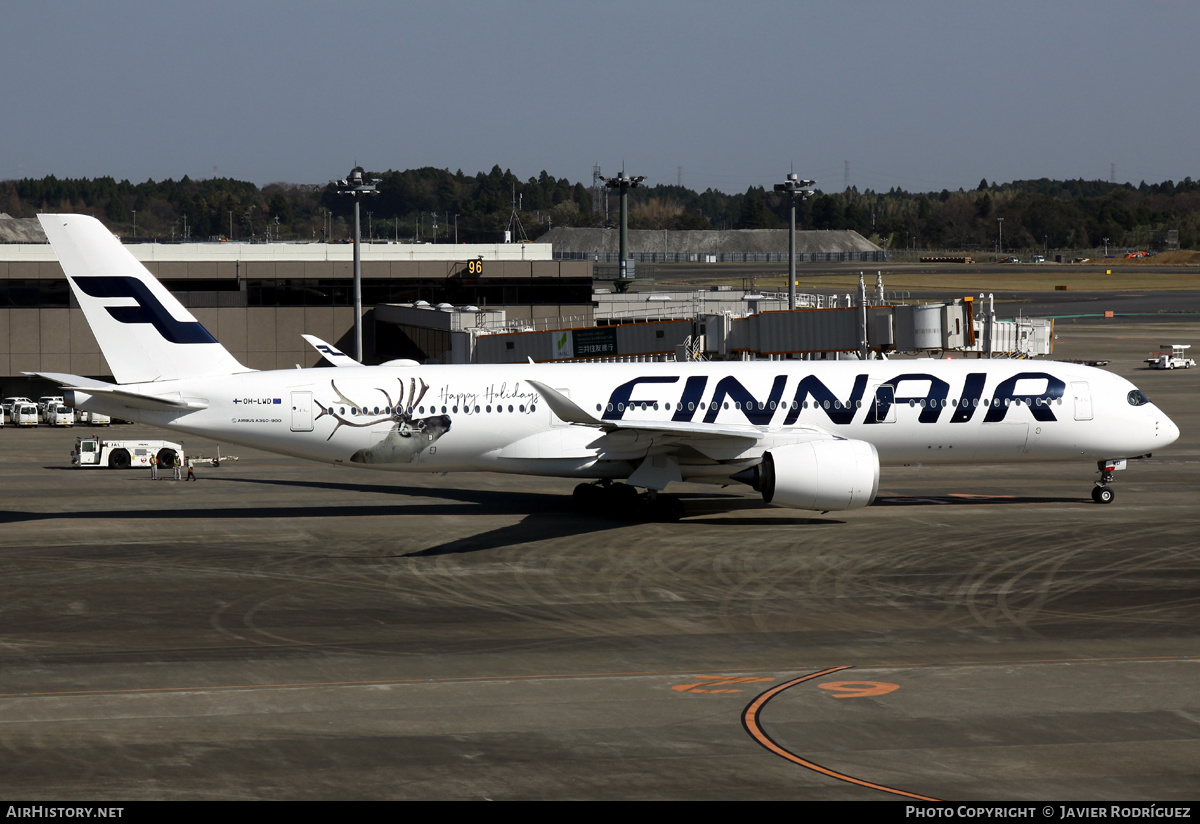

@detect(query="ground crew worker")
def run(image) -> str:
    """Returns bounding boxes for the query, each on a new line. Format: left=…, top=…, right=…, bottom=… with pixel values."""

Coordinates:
left=173, top=454, right=182, bottom=480
left=151, top=455, right=158, bottom=480
left=186, top=456, right=196, bottom=481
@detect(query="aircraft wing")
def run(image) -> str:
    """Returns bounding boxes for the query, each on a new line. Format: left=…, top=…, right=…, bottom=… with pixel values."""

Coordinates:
left=526, top=379, right=844, bottom=490
left=301, top=334, right=360, bottom=367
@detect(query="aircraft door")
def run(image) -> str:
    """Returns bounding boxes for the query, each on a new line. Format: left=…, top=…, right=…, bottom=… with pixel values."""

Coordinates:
left=872, top=384, right=896, bottom=423
left=291, top=391, right=314, bottom=432
left=1070, top=381, right=1093, bottom=421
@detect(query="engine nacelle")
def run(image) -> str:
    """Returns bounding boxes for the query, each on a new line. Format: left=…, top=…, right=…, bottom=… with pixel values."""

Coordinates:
left=734, top=439, right=879, bottom=511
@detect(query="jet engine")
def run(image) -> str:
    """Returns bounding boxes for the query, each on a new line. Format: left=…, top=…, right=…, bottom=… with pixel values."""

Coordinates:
left=732, top=439, right=879, bottom=511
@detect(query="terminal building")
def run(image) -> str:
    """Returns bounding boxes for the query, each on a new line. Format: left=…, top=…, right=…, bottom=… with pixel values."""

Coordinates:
left=0, top=217, right=1046, bottom=400
left=0, top=217, right=588, bottom=397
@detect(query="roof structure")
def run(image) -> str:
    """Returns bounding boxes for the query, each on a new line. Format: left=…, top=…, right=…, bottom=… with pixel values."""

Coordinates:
left=539, top=227, right=884, bottom=256
left=0, top=215, right=47, bottom=243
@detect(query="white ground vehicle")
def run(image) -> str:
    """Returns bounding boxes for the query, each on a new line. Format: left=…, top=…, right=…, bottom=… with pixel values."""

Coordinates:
left=73, top=437, right=182, bottom=469
left=46, top=405, right=76, bottom=426
left=37, top=396, right=65, bottom=422
left=1146, top=344, right=1195, bottom=370
left=11, top=403, right=40, bottom=426
left=78, top=410, right=112, bottom=425
left=2, top=397, right=33, bottom=419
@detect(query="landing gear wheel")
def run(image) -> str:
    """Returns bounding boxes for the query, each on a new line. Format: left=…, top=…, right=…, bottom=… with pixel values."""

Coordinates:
left=609, top=483, right=640, bottom=507
left=1092, top=485, right=1114, bottom=504
left=572, top=482, right=681, bottom=520
left=573, top=482, right=604, bottom=508
left=652, top=495, right=685, bottom=522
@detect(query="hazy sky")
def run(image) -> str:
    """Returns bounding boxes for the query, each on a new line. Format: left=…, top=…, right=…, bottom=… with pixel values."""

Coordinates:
left=3, top=0, right=1197, bottom=195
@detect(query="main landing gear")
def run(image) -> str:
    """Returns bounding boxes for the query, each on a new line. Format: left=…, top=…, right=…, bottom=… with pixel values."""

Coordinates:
left=572, top=481, right=685, bottom=522
left=1091, top=458, right=1126, bottom=504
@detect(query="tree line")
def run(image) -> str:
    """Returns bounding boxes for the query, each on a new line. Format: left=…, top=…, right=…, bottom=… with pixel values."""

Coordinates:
left=4, top=168, right=1199, bottom=251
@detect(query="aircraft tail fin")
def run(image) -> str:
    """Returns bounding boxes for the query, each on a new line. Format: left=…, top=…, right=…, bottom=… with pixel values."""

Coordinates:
left=38, top=214, right=252, bottom=384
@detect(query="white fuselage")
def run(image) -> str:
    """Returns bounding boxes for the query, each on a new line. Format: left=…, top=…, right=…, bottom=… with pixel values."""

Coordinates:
left=66, top=359, right=1179, bottom=483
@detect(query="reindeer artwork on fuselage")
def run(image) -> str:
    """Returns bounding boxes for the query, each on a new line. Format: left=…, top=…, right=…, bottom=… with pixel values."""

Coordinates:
left=317, top=377, right=452, bottom=464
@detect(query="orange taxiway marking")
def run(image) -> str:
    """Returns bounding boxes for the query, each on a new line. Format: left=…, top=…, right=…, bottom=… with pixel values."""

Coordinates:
left=742, top=667, right=939, bottom=801
left=818, top=681, right=900, bottom=698
left=671, top=675, right=775, bottom=694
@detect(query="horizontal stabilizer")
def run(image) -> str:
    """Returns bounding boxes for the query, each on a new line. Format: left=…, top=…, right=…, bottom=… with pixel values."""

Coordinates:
left=26, top=372, right=208, bottom=411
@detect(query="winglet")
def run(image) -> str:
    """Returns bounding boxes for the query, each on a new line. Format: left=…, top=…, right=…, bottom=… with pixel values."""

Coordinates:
left=301, top=334, right=359, bottom=367
left=526, top=379, right=603, bottom=426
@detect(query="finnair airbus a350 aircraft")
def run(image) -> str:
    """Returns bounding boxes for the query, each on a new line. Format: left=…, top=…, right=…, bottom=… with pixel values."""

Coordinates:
left=33, top=214, right=1179, bottom=518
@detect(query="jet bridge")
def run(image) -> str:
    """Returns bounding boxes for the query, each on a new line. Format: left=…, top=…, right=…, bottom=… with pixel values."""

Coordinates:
left=377, top=287, right=1051, bottom=364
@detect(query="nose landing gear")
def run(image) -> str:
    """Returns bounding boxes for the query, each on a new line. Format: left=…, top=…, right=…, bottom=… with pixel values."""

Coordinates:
left=1091, top=458, right=1126, bottom=504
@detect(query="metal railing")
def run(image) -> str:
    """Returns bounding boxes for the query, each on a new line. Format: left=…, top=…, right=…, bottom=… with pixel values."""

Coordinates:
left=558, top=250, right=890, bottom=263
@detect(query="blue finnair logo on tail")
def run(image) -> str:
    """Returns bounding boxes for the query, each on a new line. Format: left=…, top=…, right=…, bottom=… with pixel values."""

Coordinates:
left=73, top=276, right=217, bottom=344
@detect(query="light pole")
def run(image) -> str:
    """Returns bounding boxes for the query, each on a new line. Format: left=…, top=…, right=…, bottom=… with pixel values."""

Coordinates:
left=998, top=217, right=1004, bottom=257
left=600, top=170, right=645, bottom=292
left=773, top=172, right=815, bottom=309
left=131, top=210, right=137, bottom=239
left=336, top=168, right=380, bottom=362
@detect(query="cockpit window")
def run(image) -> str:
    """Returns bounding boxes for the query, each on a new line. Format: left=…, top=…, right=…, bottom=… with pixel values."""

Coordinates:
left=1127, top=389, right=1150, bottom=407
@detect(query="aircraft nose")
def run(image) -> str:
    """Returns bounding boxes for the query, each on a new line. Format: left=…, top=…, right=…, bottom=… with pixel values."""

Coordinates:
left=1162, top=415, right=1181, bottom=446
